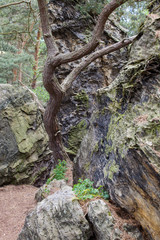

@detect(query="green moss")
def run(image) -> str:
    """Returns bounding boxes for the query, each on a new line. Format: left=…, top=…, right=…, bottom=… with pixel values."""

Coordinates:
left=67, top=120, right=88, bottom=156
left=64, top=147, right=77, bottom=156
left=94, top=142, right=99, bottom=152
left=74, top=90, right=89, bottom=109
left=103, top=160, right=119, bottom=180
left=90, top=141, right=99, bottom=157
left=84, top=162, right=90, bottom=172
left=105, top=144, right=113, bottom=157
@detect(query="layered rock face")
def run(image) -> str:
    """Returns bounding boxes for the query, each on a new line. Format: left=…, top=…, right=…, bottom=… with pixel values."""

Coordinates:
left=74, top=6, right=160, bottom=240
left=0, top=84, right=52, bottom=186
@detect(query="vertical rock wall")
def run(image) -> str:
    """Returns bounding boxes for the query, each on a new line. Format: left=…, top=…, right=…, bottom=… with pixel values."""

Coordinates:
left=74, top=4, right=160, bottom=240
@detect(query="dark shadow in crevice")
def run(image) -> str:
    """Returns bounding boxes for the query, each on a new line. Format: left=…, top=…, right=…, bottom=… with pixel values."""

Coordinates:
left=86, top=214, right=97, bottom=240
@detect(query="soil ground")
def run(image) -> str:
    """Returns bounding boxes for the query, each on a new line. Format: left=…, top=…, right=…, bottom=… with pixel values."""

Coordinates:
left=0, top=185, right=38, bottom=240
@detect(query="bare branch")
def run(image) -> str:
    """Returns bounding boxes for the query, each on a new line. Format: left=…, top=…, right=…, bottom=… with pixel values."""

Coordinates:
left=0, top=1, right=30, bottom=10
left=61, top=36, right=136, bottom=92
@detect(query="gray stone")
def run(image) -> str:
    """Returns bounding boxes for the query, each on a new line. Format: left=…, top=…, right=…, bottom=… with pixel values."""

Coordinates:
left=123, top=223, right=144, bottom=240
left=18, top=187, right=92, bottom=240
left=73, top=5, right=160, bottom=240
left=87, top=199, right=115, bottom=240
left=35, top=179, right=67, bottom=202
left=87, top=199, right=144, bottom=240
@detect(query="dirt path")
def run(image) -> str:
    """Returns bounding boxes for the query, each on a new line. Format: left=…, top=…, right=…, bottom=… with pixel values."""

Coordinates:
left=0, top=185, right=38, bottom=240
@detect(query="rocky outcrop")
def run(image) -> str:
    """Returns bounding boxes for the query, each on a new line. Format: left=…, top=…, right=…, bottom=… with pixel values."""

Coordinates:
left=18, top=186, right=92, bottom=240
left=0, top=84, right=52, bottom=186
left=18, top=181, right=144, bottom=240
left=74, top=5, right=160, bottom=240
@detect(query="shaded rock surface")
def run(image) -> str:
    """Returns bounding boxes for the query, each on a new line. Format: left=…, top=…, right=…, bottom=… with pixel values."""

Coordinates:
left=0, top=84, right=52, bottom=186
left=74, top=5, right=160, bottom=240
left=18, top=186, right=92, bottom=240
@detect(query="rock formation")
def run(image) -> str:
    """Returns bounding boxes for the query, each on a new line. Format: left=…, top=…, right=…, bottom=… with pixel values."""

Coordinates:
left=74, top=4, right=160, bottom=239
left=18, top=185, right=92, bottom=240
left=18, top=181, right=144, bottom=240
left=0, top=84, right=52, bottom=186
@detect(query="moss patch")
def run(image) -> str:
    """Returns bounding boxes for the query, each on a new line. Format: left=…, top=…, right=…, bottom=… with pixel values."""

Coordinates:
left=67, top=120, right=88, bottom=156
left=103, top=160, right=119, bottom=180
left=74, top=90, right=89, bottom=109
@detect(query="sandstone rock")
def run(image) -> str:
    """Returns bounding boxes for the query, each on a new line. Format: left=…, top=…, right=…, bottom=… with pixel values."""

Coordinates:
left=18, top=186, right=92, bottom=240
left=74, top=6, right=160, bottom=240
left=0, top=84, right=52, bottom=186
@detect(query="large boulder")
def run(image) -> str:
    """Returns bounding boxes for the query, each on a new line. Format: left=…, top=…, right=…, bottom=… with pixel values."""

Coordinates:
left=74, top=5, right=160, bottom=240
left=0, top=84, right=52, bottom=186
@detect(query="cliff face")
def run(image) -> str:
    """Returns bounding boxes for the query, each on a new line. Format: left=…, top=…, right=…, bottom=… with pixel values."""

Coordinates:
left=74, top=4, right=160, bottom=240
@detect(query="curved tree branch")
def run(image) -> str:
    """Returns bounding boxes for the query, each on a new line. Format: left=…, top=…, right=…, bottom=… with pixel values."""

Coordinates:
left=61, top=36, right=137, bottom=91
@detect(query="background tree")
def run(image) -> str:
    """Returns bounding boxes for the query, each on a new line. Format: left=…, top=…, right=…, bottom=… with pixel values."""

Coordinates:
left=37, top=0, right=142, bottom=162
left=0, top=0, right=43, bottom=85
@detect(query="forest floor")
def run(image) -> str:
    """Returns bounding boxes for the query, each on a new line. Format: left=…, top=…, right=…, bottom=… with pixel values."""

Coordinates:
left=0, top=164, right=146, bottom=240
left=0, top=161, right=73, bottom=240
left=0, top=185, right=38, bottom=240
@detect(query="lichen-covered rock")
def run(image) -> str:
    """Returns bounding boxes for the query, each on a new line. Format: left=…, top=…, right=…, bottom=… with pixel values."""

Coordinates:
left=87, top=199, right=144, bottom=240
left=18, top=186, right=92, bottom=240
left=88, top=199, right=119, bottom=240
left=0, top=84, right=52, bottom=186
left=74, top=6, right=160, bottom=240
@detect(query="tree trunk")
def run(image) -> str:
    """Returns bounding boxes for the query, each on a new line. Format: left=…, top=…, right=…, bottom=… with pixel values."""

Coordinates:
left=43, top=64, right=67, bottom=161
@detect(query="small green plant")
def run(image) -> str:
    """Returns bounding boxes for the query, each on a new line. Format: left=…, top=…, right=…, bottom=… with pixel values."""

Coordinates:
left=46, top=160, right=68, bottom=184
left=73, top=179, right=109, bottom=201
